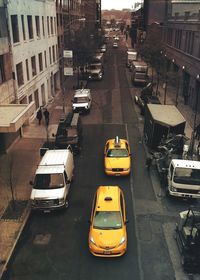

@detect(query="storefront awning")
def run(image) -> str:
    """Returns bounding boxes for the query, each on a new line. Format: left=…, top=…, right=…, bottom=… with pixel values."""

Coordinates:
left=0, top=102, right=35, bottom=133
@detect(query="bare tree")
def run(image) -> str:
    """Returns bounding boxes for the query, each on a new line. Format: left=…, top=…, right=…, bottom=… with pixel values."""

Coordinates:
left=0, top=152, right=18, bottom=210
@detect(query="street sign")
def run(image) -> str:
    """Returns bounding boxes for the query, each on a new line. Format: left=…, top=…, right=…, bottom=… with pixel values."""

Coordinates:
left=63, top=50, right=73, bottom=76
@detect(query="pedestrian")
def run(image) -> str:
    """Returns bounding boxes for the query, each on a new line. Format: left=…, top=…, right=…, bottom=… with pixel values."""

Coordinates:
left=43, top=108, right=50, bottom=127
left=197, top=142, right=200, bottom=161
left=145, top=156, right=152, bottom=171
left=36, top=107, right=43, bottom=125
left=195, top=124, right=200, bottom=141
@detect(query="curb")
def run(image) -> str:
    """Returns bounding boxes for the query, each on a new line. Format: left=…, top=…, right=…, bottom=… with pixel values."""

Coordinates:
left=0, top=203, right=31, bottom=280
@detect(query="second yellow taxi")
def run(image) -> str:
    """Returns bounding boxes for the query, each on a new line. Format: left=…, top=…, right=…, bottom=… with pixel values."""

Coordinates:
left=104, top=136, right=131, bottom=176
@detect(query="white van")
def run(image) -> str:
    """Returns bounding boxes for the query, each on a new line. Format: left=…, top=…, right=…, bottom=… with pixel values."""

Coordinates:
left=30, top=148, right=74, bottom=211
left=72, top=88, right=92, bottom=113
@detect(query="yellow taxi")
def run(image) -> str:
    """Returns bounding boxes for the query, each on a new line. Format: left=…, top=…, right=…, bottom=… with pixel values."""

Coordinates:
left=104, top=136, right=131, bottom=176
left=88, top=186, right=128, bottom=257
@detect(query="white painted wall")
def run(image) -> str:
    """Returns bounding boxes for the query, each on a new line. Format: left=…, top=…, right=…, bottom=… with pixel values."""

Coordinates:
left=7, top=0, right=59, bottom=111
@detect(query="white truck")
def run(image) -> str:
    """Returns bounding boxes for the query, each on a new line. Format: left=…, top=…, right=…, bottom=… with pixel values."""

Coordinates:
left=72, top=88, right=92, bottom=113
left=131, top=61, right=148, bottom=85
left=30, top=148, right=74, bottom=211
left=167, top=159, right=200, bottom=199
left=126, top=50, right=137, bottom=68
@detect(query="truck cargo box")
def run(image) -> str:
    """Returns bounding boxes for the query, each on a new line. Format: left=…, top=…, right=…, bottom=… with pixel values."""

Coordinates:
left=144, top=104, right=186, bottom=149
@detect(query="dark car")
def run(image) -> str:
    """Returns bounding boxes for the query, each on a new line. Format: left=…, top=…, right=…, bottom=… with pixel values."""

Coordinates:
left=136, top=94, right=161, bottom=115
left=40, top=112, right=82, bottom=156
left=134, top=83, right=160, bottom=115
left=54, top=112, right=82, bottom=154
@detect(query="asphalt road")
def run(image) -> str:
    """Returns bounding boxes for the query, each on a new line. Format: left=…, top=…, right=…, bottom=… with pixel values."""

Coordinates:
left=3, top=34, right=200, bottom=280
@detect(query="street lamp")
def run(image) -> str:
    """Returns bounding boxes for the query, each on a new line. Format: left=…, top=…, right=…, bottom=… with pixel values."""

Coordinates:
left=189, top=74, right=200, bottom=157
left=163, top=54, right=167, bottom=105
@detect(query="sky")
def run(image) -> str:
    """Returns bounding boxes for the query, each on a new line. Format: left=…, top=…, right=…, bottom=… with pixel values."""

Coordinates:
left=101, top=0, right=137, bottom=10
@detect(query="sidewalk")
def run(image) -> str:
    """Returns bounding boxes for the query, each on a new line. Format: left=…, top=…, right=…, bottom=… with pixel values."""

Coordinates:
left=0, top=75, right=77, bottom=279
left=126, top=36, right=199, bottom=149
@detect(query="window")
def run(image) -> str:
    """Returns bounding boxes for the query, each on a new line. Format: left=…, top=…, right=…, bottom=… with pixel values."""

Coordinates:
left=44, top=50, right=47, bottom=68
left=11, top=15, right=19, bottom=43
left=184, top=31, right=195, bottom=55
left=0, top=55, right=5, bottom=84
left=49, top=47, right=52, bottom=64
left=21, top=15, right=26, bottom=40
left=54, top=17, right=56, bottom=34
left=42, top=16, right=45, bottom=36
left=38, top=52, right=43, bottom=72
left=27, top=15, right=33, bottom=39
left=50, top=17, right=53, bottom=35
left=52, top=45, right=55, bottom=62
left=167, top=28, right=173, bottom=45
left=31, top=56, right=37, bottom=76
left=16, top=62, right=24, bottom=87
left=35, top=16, right=40, bottom=38
left=28, top=94, right=32, bottom=103
left=34, top=89, right=39, bottom=109
left=26, top=59, right=29, bottom=81
left=47, top=16, right=50, bottom=35
left=174, top=29, right=182, bottom=49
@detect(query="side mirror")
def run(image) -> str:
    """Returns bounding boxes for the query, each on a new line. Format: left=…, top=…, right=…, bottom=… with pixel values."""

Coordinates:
left=29, top=180, right=33, bottom=186
left=88, top=220, right=91, bottom=224
left=52, top=133, right=55, bottom=137
left=125, top=219, right=129, bottom=224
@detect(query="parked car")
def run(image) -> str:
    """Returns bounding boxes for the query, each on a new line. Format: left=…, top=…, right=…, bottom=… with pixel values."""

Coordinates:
left=53, top=112, right=82, bottom=154
left=100, top=44, right=106, bottom=53
left=30, top=148, right=74, bottom=211
left=72, top=88, right=92, bottom=113
left=88, top=186, right=128, bottom=257
left=104, top=136, right=131, bottom=176
left=87, top=63, right=103, bottom=81
left=135, top=83, right=161, bottom=115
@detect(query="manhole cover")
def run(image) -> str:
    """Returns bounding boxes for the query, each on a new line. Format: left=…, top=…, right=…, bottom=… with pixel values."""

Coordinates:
left=1, top=200, right=28, bottom=220
left=34, top=234, right=51, bottom=245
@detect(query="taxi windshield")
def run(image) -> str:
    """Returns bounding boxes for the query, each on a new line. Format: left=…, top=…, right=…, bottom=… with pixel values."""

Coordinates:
left=93, top=211, right=122, bottom=229
left=107, top=149, right=128, bottom=157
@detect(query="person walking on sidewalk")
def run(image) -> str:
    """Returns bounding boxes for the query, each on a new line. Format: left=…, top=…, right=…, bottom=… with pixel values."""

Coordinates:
left=195, top=124, right=200, bottom=141
left=197, top=142, right=200, bottom=161
left=43, top=108, right=50, bottom=127
left=145, top=156, right=152, bottom=172
left=36, top=107, right=43, bottom=125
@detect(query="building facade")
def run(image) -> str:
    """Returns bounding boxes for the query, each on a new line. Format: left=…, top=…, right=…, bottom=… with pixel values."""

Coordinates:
left=162, top=0, right=200, bottom=109
left=0, top=0, right=60, bottom=152
left=7, top=0, right=60, bottom=107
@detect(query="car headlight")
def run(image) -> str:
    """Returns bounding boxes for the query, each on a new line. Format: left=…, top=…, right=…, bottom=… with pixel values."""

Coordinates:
left=90, top=237, right=96, bottom=245
left=73, top=106, right=76, bottom=110
left=119, top=236, right=125, bottom=245
left=171, top=186, right=177, bottom=192
left=123, top=168, right=129, bottom=171
left=59, top=198, right=65, bottom=204
left=85, top=106, right=88, bottom=109
left=106, top=168, right=112, bottom=171
left=31, top=199, right=36, bottom=206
